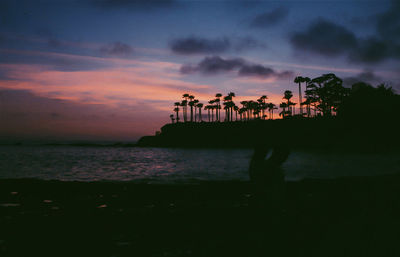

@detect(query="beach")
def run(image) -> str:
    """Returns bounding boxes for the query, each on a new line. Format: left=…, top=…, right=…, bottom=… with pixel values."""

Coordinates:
left=1, top=174, right=399, bottom=257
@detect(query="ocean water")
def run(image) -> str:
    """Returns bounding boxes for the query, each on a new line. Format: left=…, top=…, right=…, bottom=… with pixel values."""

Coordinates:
left=0, top=146, right=399, bottom=183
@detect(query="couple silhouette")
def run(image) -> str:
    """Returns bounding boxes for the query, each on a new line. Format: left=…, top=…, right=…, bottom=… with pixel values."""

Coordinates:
left=249, top=144, right=290, bottom=209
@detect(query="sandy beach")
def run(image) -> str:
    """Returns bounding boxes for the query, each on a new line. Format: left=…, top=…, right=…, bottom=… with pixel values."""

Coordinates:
left=1, top=174, right=399, bottom=257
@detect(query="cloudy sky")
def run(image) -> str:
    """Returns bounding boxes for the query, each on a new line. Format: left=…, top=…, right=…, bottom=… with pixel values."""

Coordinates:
left=0, top=0, right=399, bottom=142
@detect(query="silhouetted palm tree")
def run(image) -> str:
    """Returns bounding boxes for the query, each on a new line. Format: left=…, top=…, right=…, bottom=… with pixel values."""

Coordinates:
left=239, top=107, right=246, bottom=121
left=205, top=105, right=211, bottom=122
left=227, top=101, right=235, bottom=121
left=197, top=103, right=203, bottom=122
left=303, top=98, right=310, bottom=117
left=223, top=104, right=229, bottom=122
left=294, top=76, right=304, bottom=115
left=174, top=102, right=181, bottom=122
left=303, top=77, right=311, bottom=116
left=223, top=93, right=236, bottom=122
left=283, top=90, right=293, bottom=116
left=288, top=101, right=296, bottom=115
left=208, top=100, right=215, bottom=122
left=228, top=92, right=236, bottom=121
left=257, top=95, right=268, bottom=119
left=169, top=114, right=175, bottom=123
left=267, top=103, right=275, bottom=119
left=234, top=105, right=239, bottom=121
left=279, top=102, right=288, bottom=118
left=182, top=94, right=189, bottom=122
left=174, top=106, right=180, bottom=122
left=188, top=95, right=195, bottom=122
left=215, top=93, right=222, bottom=121
left=248, top=100, right=258, bottom=120
left=181, top=100, right=188, bottom=122
left=193, top=99, right=199, bottom=122
left=223, top=95, right=231, bottom=121
left=272, top=105, right=278, bottom=119
left=240, top=101, right=249, bottom=120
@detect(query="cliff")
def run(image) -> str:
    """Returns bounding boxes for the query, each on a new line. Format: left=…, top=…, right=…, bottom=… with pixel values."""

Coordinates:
left=137, top=117, right=398, bottom=150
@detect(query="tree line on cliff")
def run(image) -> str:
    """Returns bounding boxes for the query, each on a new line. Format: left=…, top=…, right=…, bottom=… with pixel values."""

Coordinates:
left=169, top=73, right=398, bottom=123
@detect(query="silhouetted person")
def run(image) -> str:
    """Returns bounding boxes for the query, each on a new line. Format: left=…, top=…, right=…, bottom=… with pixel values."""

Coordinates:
left=249, top=144, right=290, bottom=209
left=249, top=144, right=290, bottom=256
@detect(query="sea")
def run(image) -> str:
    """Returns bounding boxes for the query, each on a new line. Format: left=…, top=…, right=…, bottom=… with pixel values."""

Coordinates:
left=0, top=146, right=399, bottom=183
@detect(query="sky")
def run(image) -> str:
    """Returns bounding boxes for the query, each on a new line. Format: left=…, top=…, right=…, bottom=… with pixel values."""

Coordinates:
left=0, top=0, right=399, bottom=142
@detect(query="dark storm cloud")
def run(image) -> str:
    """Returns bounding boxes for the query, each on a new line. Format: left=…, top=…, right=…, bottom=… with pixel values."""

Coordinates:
left=180, top=56, right=245, bottom=74
left=180, top=55, right=293, bottom=79
left=290, top=1, right=400, bottom=64
left=290, top=18, right=358, bottom=57
left=349, top=37, right=388, bottom=63
left=99, top=42, right=134, bottom=57
left=250, top=6, right=289, bottom=28
left=170, top=36, right=265, bottom=55
left=170, top=37, right=231, bottom=55
left=91, top=0, right=177, bottom=10
left=348, top=15, right=375, bottom=27
left=373, top=0, right=400, bottom=60
left=376, top=0, right=400, bottom=44
left=349, top=0, right=400, bottom=63
left=238, top=65, right=293, bottom=79
left=343, top=71, right=383, bottom=87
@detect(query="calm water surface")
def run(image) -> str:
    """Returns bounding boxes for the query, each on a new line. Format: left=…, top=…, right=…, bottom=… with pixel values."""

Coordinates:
left=0, top=146, right=399, bottom=183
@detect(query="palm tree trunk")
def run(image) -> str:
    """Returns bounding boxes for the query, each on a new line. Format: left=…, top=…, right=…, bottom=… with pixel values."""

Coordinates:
left=199, top=108, right=202, bottom=122
left=298, top=82, right=302, bottom=115
left=286, top=100, right=290, bottom=116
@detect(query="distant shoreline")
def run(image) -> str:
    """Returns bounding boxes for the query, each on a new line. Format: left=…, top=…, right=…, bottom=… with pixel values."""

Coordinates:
left=0, top=142, right=138, bottom=147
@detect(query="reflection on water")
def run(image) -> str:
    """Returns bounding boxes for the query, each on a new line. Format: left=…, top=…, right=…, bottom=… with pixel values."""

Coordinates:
left=0, top=146, right=398, bottom=183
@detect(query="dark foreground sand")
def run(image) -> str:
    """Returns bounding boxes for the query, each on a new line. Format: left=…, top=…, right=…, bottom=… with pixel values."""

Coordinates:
left=1, top=174, right=399, bottom=257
